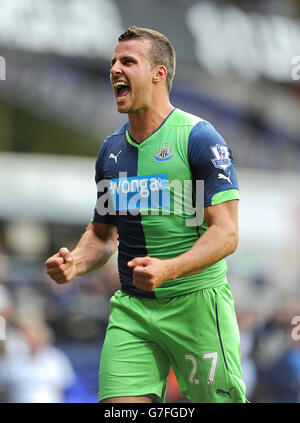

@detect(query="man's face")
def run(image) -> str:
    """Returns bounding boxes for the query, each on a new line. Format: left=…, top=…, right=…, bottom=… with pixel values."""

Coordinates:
left=110, top=39, right=155, bottom=114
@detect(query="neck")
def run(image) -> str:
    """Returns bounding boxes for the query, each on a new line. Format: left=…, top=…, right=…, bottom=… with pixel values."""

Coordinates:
left=128, top=99, right=174, bottom=143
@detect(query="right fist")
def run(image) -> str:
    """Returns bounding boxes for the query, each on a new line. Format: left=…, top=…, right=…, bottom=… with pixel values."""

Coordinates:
left=45, top=247, right=77, bottom=284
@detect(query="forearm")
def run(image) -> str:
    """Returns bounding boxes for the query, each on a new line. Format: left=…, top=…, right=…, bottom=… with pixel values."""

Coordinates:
left=166, top=223, right=238, bottom=280
left=71, top=226, right=118, bottom=276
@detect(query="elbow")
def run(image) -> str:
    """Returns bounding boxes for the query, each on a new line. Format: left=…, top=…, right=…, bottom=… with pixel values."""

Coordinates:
left=230, top=236, right=239, bottom=255
left=226, top=225, right=239, bottom=255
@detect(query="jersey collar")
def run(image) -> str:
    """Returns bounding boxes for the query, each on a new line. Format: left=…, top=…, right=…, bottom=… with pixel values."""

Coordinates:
left=125, top=108, right=176, bottom=148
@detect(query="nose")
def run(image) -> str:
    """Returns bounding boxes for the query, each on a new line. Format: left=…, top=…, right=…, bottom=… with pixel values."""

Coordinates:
left=110, top=61, right=123, bottom=79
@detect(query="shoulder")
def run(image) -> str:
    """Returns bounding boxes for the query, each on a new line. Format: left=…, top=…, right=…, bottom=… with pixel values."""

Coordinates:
left=170, top=109, right=223, bottom=144
left=110, top=122, right=129, bottom=138
left=101, top=122, right=129, bottom=150
left=168, top=108, right=207, bottom=128
left=96, top=122, right=129, bottom=165
left=189, top=120, right=224, bottom=144
left=186, top=118, right=234, bottom=172
left=188, top=119, right=228, bottom=156
left=40, top=346, right=74, bottom=372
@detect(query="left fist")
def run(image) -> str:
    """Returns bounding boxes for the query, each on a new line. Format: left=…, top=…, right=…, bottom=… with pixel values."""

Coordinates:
left=127, top=256, right=171, bottom=291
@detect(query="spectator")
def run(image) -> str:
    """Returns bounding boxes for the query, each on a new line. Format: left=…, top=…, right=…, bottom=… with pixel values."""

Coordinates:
left=251, top=301, right=300, bottom=402
left=0, top=313, right=76, bottom=403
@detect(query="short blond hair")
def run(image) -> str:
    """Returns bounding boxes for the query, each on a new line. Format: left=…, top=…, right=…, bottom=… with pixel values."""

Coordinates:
left=118, top=26, right=176, bottom=93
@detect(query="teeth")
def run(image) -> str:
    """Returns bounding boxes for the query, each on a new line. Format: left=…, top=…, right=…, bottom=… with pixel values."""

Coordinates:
left=113, top=81, right=129, bottom=88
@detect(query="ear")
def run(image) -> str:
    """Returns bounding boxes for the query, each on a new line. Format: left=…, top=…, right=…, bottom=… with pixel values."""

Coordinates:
left=152, top=65, right=167, bottom=84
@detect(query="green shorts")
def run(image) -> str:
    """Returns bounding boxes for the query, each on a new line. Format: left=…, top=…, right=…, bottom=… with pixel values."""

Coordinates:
left=99, top=283, right=248, bottom=403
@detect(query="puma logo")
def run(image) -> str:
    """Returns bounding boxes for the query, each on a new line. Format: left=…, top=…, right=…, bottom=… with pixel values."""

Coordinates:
left=218, top=172, right=232, bottom=185
left=216, top=387, right=234, bottom=398
left=109, top=150, right=122, bottom=164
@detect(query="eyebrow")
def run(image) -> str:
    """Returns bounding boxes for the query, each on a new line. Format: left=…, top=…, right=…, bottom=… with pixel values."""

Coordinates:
left=110, top=55, right=137, bottom=66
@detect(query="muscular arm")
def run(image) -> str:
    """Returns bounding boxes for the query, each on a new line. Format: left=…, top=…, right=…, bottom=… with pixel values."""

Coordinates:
left=167, top=199, right=238, bottom=279
left=128, top=200, right=238, bottom=291
left=45, top=222, right=118, bottom=284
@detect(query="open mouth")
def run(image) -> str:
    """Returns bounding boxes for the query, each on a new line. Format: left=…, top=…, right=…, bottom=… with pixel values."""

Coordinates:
left=113, top=81, right=131, bottom=99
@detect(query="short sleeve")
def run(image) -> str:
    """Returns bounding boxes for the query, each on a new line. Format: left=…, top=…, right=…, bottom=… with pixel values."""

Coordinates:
left=91, top=139, right=115, bottom=224
left=188, top=121, right=239, bottom=207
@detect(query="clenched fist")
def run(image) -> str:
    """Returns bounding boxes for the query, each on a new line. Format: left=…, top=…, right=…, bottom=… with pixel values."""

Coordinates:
left=127, top=256, right=172, bottom=291
left=45, top=247, right=77, bottom=284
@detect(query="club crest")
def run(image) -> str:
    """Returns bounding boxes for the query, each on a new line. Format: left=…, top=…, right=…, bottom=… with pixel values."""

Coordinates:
left=154, top=142, right=173, bottom=162
left=210, top=144, right=231, bottom=170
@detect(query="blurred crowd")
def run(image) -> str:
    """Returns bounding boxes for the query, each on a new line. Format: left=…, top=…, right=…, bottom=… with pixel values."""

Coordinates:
left=0, top=244, right=300, bottom=403
left=228, top=0, right=300, bottom=16
left=0, top=283, right=75, bottom=402
left=237, top=304, right=300, bottom=403
left=0, top=246, right=120, bottom=403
